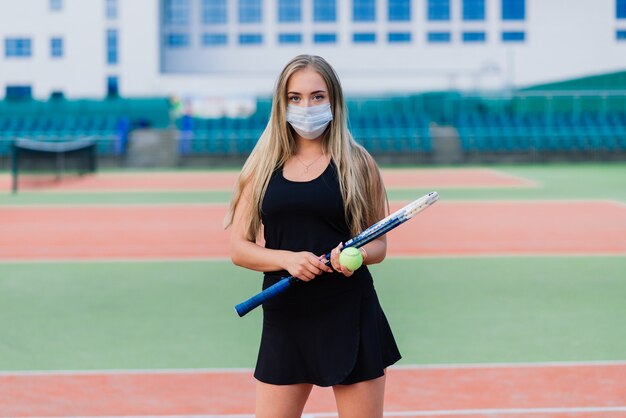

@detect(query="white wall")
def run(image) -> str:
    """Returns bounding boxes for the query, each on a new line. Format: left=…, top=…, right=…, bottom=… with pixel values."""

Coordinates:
left=1, top=0, right=625, bottom=100
left=516, top=0, right=626, bottom=85
left=0, top=0, right=107, bottom=98
left=116, top=0, right=161, bottom=97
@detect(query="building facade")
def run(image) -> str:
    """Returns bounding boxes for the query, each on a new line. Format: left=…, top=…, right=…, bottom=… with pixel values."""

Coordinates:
left=1, top=0, right=626, bottom=100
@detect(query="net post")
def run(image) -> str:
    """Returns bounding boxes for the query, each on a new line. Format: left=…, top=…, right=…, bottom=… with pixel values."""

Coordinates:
left=11, top=141, right=18, bottom=194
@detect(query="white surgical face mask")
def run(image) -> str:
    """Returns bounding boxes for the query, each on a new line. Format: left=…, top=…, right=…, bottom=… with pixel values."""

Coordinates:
left=286, top=103, right=333, bottom=140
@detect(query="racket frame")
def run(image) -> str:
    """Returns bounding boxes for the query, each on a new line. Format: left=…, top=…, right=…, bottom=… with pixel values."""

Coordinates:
left=235, top=191, right=439, bottom=317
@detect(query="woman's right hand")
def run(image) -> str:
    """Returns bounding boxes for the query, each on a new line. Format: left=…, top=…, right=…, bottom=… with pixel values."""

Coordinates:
left=284, top=251, right=333, bottom=281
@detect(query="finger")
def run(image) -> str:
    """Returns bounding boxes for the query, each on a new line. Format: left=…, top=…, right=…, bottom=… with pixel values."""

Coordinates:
left=331, top=253, right=340, bottom=271
left=295, top=274, right=309, bottom=281
left=318, top=255, right=330, bottom=267
left=335, top=242, right=345, bottom=268
left=308, top=265, right=322, bottom=276
left=317, top=260, right=332, bottom=274
left=316, top=263, right=332, bottom=274
left=330, top=244, right=342, bottom=270
left=341, top=265, right=354, bottom=278
left=317, top=257, right=333, bottom=273
left=306, top=257, right=324, bottom=275
left=305, top=259, right=322, bottom=277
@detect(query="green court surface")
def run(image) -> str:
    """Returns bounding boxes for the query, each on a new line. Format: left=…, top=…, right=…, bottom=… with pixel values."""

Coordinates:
left=1, top=256, right=625, bottom=371
left=389, top=163, right=626, bottom=203
left=1, top=162, right=625, bottom=373
left=0, top=190, right=233, bottom=206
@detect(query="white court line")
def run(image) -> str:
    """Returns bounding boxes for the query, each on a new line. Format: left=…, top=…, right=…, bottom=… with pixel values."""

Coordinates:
left=404, top=197, right=626, bottom=210
left=310, top=406, right=626, bottom=417
left=0, top=201, right=227, bottom=208
left=3, top=360, right=626, bottom=376
left=3, top=198, right=625, bottom=209
left=483, top=168, right=539, bottom=187
left=393, top=359, right=626, bottom=369
left=0, top=188, right=233, bottom=195
left=0, top=256, right=233, bottom=264
left=386, top=252, right=626, bottom=260
left=609, top=199, right=626, bottom=208
left=2, top=252, right=625, bottom=265
left=36, top=406, right=626, bottom=418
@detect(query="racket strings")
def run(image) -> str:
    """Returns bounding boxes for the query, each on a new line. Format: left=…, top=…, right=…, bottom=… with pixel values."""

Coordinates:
left=402, top=193, right=440, bottom=220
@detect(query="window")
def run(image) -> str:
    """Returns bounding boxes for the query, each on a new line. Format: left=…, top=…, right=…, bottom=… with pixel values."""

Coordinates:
left=50, top=0, right=62, bottom=11
left=107, top=76, right=119, bottom=97
left=502, top=31, right=525, bottom=42
left=5, top=38, right=32, bottom=57
left=617, top=30, right=626, bottom=40
left=463, top=31, right=486, bottom=42
left=239, top=0, right=262, bottom=23
left=501, top=0, right=524, bottom=20
left=428, top=0, right=450, bottom=21
left=165, top=0, right=190, bottom=25
left=314, top=0, right=336, bottom=22
left=166, top=33, right=190, bottom=47
left=389, top=0, right=410, bottom=21
left=50, top=37, right=64, bottom=58
left=202, top=33, right=228, bottom=45
left=106, top=29, right=118, bottom=63
left=278, top=33, right=302, bottom=44
left=106, top=0, right=118, bottom=19
left=427, top=31, right=451, bottom=43
left=314, top=33, right=337, bottom=43
left=353, top=0, right=375, bottom=22
left=353, top=32, right=376, bottom=43
left=202, top=0, right=227, bottom=23
left=388, top=32, right=411, bottom=43
left=618, top=0, right=626, bottom=18
left=239, top=33, right=263, bottom=44
left=6, top=86, right=33, bottom=100
left=278, top=0, right=301, bottom=22
left=463, top=0, right=484, bottom=20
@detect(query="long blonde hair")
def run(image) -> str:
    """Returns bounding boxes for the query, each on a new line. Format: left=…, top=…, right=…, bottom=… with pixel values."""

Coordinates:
left=224, top=54, right=388, bottom=240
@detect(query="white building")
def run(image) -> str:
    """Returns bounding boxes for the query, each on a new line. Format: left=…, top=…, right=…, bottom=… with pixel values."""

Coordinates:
left=1, top=0, right=626, bottom=101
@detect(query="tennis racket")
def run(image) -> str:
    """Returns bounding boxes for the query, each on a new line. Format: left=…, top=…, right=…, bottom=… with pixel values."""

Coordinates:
left=235, top=191, right=439, bottom=317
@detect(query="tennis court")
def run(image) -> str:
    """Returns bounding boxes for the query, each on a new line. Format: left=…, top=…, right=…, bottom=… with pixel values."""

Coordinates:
left=1, top=163, right=625, bottom=417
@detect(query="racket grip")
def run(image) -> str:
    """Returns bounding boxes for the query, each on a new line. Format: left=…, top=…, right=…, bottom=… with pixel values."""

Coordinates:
left=235, top=277, right=295, bottom=317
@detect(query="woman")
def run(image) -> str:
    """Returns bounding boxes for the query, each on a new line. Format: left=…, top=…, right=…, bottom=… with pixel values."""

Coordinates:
left=224, top=54, right=401, bottom=418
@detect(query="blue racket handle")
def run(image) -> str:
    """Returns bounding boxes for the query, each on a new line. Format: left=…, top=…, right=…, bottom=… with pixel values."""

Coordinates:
left=234, top=218, right=403, bottom=317
left=234, top=276, right=297, bottom=317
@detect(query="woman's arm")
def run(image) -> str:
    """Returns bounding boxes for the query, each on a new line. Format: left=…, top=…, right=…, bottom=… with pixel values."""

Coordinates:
left=359, top=235, right=387, bottom=266
left=229, top=184, right=333, bottom=281
left=330, top=153, right=388, bottom=276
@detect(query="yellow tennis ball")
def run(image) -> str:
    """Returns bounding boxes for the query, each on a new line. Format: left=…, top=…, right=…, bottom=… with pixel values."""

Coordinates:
left=339, top=247, right=363, bottom=271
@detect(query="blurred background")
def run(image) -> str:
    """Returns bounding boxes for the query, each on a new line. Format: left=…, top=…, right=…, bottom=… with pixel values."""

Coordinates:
left=1, top=0, right=625, bottom=168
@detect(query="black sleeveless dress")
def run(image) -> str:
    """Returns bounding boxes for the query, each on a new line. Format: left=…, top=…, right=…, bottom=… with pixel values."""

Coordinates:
left=254, top=162, right=401, bottom=387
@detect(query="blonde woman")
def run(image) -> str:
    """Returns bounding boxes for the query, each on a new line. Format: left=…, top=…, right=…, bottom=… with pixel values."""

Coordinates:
left=224, top=55, right=400, bottom=418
